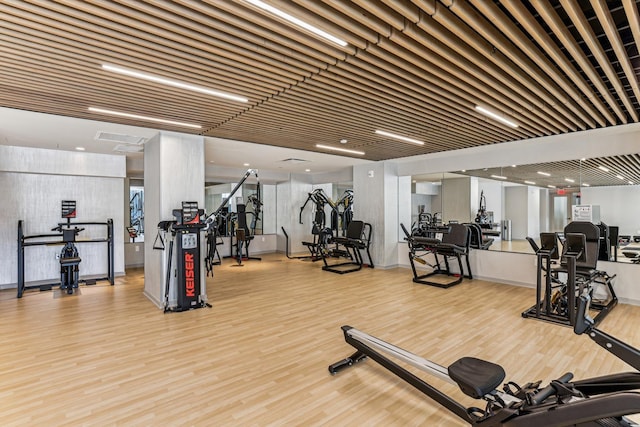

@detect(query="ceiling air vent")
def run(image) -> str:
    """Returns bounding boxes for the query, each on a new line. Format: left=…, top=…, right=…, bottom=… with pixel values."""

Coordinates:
left=95, top=131, right=148, bottom=145
left=113, top=144, right=144, bottom=153
left=279, top=158, right=309, bottom=163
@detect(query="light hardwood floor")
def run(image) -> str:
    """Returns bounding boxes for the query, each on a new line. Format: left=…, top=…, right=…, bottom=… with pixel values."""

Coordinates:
left=2, top=253, right=640, bottom=426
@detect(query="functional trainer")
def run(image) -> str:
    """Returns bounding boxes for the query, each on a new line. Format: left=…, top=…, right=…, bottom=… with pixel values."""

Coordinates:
left=329, top=293, right=640, bottom=426
left=17, top=200, right=115, bottom=298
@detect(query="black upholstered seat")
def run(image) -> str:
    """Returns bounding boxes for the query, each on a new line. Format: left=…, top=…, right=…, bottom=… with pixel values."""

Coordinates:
left=448, top=357, right=506, bottom=399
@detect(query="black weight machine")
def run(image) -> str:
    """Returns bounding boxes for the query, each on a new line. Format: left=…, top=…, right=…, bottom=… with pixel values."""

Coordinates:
left=299, top=189, right=336, bottom=260
left=17, top=200, right=114, bottom=298
left=401, top=222, right=472, bottom=288
left=320, top=220, right=374, bottom=274
left=329, top=284, right=640, bottom=425
left=522, top=221, right=617, bottom=327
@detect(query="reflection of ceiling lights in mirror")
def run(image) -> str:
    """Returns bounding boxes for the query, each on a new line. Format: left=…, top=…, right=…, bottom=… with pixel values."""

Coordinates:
left=616, top=175, right=624, bottom=180
left=547, top=185, right=556, bottom=188
left=375, top=130, right=424, bottom=145
left=243, top=0, right=347, bottom=47
left=629, top=181, right=634, bottom=185
left=102, top=64, right=248, bottom=102
left=565, top=178, right=575, bottom=183
left=315, top=144, right=364, bottom=155
left=583, top=183, right=590, bottom=187
left=88, top=107, right=202, bottom=129
left=490, top=174, right=507, bottom=179
left=537, top=171, right=551, bottom=176
left=474, top=106, right=518, bottom=128
left=524, top=180, right=536, bottom=185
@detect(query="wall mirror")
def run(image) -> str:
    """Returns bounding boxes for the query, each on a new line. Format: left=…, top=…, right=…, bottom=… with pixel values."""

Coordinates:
left=205, top=182, right=276, bottom=235
left=444, top=154, right=640, bottom=263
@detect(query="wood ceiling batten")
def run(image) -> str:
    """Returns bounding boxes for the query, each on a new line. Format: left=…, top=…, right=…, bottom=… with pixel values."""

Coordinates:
left=0, top=0, right=637, bottom=161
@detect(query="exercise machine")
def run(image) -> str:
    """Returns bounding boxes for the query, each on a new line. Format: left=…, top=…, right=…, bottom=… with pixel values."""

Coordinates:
left=202, top=169, right=260, bottom=273
left=402, top=222, right=472, bottom=288
left=17, top=200, right=114, bottom=298
left=329, top=292, right=640, bottom=426
left=320, top=220, right=373, bottom=274
left=522, top=222, right=617, bottom=327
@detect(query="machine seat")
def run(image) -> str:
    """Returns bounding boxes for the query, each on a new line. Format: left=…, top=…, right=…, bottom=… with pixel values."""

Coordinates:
left=448, top=357, right=506, bottom=399
left=59, top=256, right=81, bottom=266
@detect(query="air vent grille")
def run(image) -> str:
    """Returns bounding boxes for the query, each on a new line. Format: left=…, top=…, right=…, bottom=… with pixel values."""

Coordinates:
left=113, top=144, right=144, bottom=153
left=95, top=131, right=148, bottom=145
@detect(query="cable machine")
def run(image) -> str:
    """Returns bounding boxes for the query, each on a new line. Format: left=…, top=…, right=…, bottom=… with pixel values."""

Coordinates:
left=154, top=169, right=259, bottom=312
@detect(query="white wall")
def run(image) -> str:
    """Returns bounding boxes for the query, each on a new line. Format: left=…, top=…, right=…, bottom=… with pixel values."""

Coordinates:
left=582, top=185, right=640, bottom=236
left=442, top=177, right=471, bottom=223
left=0, top=146, right=126, bottom=288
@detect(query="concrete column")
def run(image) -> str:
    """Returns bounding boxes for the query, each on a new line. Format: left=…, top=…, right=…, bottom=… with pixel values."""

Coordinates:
left=143, top=132, right=205, bottom=308
left=353, top=162, right=401, bottom=268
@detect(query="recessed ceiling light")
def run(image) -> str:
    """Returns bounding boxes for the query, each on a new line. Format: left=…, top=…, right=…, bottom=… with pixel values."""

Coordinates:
left=490, top=174, right=507, bottom=180
left=243, top=163, right=250, bottom=166
left=461, top=169, right=466, bottom=172
left=339, top=139, right=348, bottom=144
left=583, top=183, right=590, bottom=187
left=88, top=107, right=201, bottom=129
left=547, top=185, right=556, bottom=188
left=598, top=165, right=610, bottom=172
left=616, top=175, right=624, bottom=180
left=629, top=181, right=634, bottom=185
left=102, top=64, right=248, bottom=102
left=315, top=144, right=365, bottom=155
left=305, top=168, right=311, bottom=172
left=75, top=146, right=85, bottom=151
left=580, top=158, right=586, bottom=161
left=511, top=165, right=516, bottom=168
left=244, top=0, right=348, bottom=47
left=564, top=178, right=575, bottom=183
left=524, top=180, right=536, bottom=185
left=375, top=130, right=424, bottom=145
left=537, top=171, right=551, bottom=176
left=474, top=106, right=518, bottom=128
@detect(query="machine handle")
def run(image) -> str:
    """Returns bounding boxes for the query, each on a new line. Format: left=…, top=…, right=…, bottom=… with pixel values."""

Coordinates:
left=529, top=372, right=573, bottom=405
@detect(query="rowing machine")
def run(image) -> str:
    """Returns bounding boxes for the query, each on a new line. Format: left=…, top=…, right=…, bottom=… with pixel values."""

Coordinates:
left=329, top=295, right=640, bottom=425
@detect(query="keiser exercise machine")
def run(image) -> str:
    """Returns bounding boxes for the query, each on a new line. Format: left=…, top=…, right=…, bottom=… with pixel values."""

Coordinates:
left=156, top=201, right=210, bottom=312
left=17, top=200, right=115, bottom=298
left=329, top=281, right=640, bottom=424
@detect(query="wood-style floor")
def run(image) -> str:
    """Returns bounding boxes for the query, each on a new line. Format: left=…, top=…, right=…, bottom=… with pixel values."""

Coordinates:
left=2, top=253, right=640, bottom=426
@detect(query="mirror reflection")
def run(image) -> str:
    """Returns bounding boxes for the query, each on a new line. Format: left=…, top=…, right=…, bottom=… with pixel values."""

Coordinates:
left=414, top=154, right=640, bottom=263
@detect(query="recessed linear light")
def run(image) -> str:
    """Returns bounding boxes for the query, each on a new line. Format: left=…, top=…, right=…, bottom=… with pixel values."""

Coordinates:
left=616, top=175, right=624, bottom=180
left=565, top=178, right=575, bottom=183
left=547, top=185, right=556, bottom=188
left=75, top=146, right=85, bottom=151
left=490, top=174, right=507, bottom=180
left=315, top=144, right=364, bottom=155
left=629, top=181, right=634, bottom=185
left=244, top=0, right=347, bottom=47
left=537, top=171, right=551, bottom=176
left=598, top=165, right=610, bottom=172
left=583, top=183, right=590, bottom=187
left=524, top=180, right=536, bottom=185
left=102, top=64, right=248, bottom=103
left=88, top=107, right=201, bottom=129
left=375, top=130, right=424, bottom=145
left=474, top=106, right=518, bottom=128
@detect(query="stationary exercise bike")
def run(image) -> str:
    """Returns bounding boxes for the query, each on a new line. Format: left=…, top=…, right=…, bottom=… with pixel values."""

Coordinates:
left=330, top=260, right=640, bottom=425
left=52, top=224, right=84, bottom=294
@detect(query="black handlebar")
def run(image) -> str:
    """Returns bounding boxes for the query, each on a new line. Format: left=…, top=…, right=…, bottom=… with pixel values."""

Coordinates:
left=529, top=372, right=573, bottom=405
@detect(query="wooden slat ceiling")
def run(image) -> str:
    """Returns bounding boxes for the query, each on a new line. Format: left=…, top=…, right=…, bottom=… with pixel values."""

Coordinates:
left=0, top=0, right=638, bottom=162
left=459, top=154, right=640, bottom=188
